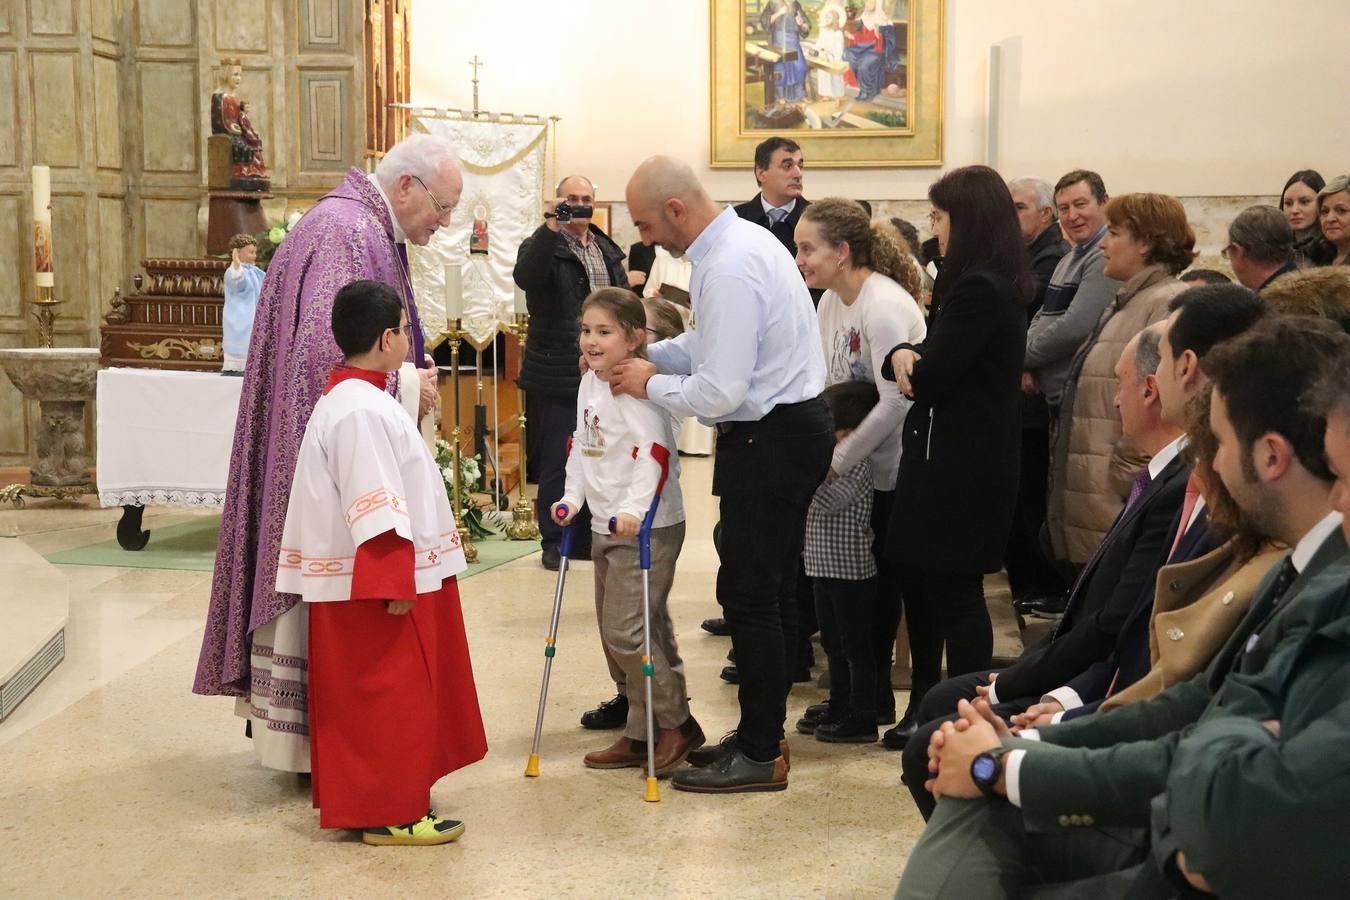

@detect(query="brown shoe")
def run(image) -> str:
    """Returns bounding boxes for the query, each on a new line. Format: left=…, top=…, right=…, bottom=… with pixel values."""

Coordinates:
left=648, top=716, right=706, bottom=776
left=583, top=736, right=647, bottom=769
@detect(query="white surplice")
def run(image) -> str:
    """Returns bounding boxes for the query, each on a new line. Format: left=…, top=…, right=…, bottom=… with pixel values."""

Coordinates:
left=276, top=376, right=467, bottom=603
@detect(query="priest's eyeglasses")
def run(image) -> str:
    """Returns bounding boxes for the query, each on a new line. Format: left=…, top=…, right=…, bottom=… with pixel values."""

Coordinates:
left=411, top=175, right=454, bottom=220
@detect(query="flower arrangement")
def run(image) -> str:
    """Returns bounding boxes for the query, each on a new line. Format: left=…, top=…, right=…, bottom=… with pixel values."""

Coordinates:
left=434, top=439, right=505, bottom=540
left=254, top=211, right=305, bottom=266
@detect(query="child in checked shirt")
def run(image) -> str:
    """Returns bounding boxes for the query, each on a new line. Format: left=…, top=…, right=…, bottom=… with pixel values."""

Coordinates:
left=802, top=380, right=881, bottom=744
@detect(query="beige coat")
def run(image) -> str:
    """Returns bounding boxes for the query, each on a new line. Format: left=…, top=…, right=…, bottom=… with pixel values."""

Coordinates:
left=1048, top=264, right=1186, bottom=563
left=1101, top=540, right=1285, bottom=712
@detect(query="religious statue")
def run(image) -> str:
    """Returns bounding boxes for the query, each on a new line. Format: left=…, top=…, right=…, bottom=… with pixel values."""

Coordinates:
left=211, top=58, right=270, bottom=191
left=470, top=204, right=489, bottom=255
left=222, top=233, right=265, bottom=373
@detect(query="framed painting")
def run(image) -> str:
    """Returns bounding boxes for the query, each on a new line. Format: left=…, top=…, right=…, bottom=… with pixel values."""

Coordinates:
left=710, top=0, right=944, bottom=168
left=589, top=202, right=612, bottom=235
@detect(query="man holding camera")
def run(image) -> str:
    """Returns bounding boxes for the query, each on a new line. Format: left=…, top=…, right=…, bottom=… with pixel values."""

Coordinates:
left=514, top=176, right=627, bottom=575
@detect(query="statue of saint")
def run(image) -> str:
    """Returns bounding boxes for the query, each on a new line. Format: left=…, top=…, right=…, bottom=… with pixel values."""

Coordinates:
left=211, top=59, right=270, bottom=191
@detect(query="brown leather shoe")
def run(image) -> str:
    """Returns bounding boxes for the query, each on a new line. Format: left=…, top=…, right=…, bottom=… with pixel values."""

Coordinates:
left=648, top=716, right=707, bottom=776
left=583, top=736, right=647, bottom=769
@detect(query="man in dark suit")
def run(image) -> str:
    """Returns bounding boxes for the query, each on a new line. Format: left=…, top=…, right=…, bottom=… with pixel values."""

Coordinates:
left=899, top=328, right=1188, bottom=818
left=895, top=317, right=1350, bottom=898
left=1011, top=283, right=1268, bottom=727
left=733, top=136, right=808, bottom=258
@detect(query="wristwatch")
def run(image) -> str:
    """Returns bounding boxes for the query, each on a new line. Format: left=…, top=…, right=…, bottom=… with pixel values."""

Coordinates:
left=970, top=746, right=1012, bottom=798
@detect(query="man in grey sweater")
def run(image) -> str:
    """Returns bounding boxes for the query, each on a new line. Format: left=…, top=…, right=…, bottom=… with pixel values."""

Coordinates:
left=1017, top=170, right=1121, bottom=616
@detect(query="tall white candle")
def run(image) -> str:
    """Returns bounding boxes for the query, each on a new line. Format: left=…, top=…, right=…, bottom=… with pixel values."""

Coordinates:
left=513, top=284, right=528, bottom=316
left=32, top=165, right=53, bottom=288
left=444, top=264, right=463, bottom=322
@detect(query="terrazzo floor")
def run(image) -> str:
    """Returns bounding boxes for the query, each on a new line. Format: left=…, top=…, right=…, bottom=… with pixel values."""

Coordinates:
left=0, top=457, right=1020, bottom=898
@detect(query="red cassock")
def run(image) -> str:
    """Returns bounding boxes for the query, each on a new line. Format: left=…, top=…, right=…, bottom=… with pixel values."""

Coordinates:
left=307, top=529, right=488, bottom=829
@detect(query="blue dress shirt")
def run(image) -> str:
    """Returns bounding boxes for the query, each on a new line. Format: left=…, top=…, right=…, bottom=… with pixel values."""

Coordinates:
left=646, top=207, right=825, bottom=424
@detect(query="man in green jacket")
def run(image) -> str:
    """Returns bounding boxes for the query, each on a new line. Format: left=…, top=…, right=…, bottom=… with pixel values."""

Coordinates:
left=1144, top=333, right=1350, bottom=899
left=896, top=317, right=1350, bottom=899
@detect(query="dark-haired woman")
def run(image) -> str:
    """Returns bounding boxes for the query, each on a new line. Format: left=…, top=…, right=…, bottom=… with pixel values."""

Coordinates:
left=879, top=165, right=1031, bottom=745
left=1280, top=169, right=1331, bottom=266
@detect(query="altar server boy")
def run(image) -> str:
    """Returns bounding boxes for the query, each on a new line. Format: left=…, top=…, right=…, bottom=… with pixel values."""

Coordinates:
left=276, top=279, right=486, bottom=846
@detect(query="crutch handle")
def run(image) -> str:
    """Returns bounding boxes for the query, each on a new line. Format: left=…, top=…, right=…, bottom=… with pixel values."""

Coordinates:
left=558, top=512, right=575, bottom=557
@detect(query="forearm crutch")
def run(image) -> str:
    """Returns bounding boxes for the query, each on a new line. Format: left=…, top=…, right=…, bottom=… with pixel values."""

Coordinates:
left=612, top=494, right=663, bottom=803
left=524, top=513, right=575, bottom=778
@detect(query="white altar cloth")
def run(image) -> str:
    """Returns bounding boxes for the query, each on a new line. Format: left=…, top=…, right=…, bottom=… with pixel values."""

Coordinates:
left=96, top=368, right=243, bottom=508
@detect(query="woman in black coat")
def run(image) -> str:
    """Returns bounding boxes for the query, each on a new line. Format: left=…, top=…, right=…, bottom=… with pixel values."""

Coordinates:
left=880, top=165, right=1031, bottom=738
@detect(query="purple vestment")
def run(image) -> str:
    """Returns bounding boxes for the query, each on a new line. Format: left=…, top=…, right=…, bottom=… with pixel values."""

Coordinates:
left=193, top=168, right=425, bottom=697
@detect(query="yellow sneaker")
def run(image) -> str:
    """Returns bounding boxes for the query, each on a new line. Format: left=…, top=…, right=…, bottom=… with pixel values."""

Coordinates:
left=362, top=814, right=465, bottom=846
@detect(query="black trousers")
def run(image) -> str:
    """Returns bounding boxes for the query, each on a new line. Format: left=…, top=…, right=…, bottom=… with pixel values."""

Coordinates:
left=814, top=576, right=877, bottom=714
left=714, top=398, right=833, bottom=762
left=871, top=489, right=903, bottom=715
left=900, top=670, right=1032, bottom=819
left=529, top=391, right=591, bottom=554
left=1004, top=419, right=1066, bottom=598
left=897, top=564, right=992, bottom=703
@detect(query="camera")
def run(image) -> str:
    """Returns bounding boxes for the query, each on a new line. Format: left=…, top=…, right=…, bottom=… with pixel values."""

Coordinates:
left=552, top=201, right=594, bottom=224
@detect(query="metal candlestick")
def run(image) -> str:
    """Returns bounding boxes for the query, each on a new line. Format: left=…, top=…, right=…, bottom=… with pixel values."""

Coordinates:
left=446, top=322, right=479, bottom=563
left=32, top=286, right=62, bottom=348
left=504, top=312, right=541, bottom=541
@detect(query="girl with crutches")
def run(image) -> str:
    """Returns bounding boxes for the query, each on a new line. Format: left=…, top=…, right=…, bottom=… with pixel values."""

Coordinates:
left=550, top=288, right=702, bottom=780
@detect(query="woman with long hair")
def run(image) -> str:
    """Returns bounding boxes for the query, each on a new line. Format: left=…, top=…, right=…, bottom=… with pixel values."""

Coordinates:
left=879, top=165, right=1032, bottom=744
left=1280, top=169, right=1330, bottom=266
left=791, top=197, right=926, bottom=739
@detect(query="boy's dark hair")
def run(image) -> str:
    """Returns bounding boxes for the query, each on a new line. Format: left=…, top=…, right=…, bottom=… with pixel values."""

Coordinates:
left=1202, top=316, right=1349, bottom=484
left=228, top=233, right=257, bottom=250
left=1165, top=282, right=1265, bottom=360
left=823, top=380, right=879, bottom=432
left=1179, top=268, right=1230, bottom=285
left=331, top=279, right=405, bottom=358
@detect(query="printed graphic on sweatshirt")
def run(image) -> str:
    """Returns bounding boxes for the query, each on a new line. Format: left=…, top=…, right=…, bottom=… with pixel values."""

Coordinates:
left=581, top=407, right=607, bottom=458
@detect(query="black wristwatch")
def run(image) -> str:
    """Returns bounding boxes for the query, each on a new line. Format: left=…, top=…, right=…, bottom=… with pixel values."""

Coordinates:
left=970, top=746, right=1012, bottom=798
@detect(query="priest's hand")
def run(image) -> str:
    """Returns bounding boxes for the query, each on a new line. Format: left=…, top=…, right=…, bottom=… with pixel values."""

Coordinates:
left=551, top=502, right=576, bottom=526
left=612, top=513, right=640, bottom=536
left=627, top=270, right=647, bottom=289
left=386, top=599, right=415, bottom=616
left=609, top=358, right=657, bottom=400
left=417, top=365, right=438, bottom=417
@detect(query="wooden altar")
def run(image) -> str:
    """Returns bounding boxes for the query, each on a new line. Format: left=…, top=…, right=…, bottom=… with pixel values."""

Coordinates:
left=99, top=259, right=227, bottom=372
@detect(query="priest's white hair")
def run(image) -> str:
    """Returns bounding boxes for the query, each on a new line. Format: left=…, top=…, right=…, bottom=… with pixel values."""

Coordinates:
left=374, top=133, right=462, bottom=188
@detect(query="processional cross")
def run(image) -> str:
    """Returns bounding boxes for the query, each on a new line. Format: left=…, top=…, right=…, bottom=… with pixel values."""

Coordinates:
left=470, top=56, right=483, bottom=117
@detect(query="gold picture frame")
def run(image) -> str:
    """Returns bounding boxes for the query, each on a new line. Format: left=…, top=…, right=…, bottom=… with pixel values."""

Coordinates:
left=710, top=0, right=944, bottom=168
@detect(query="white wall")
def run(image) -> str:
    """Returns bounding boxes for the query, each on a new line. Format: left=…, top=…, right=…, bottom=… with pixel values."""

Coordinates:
left=411, top=0, right=1349, bottom=202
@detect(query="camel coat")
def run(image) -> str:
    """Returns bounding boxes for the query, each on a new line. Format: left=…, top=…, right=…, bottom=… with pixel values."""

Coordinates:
left=1047, top=264, right=1187, bottom=563
left=1101, top=539, right=1285, bottom=712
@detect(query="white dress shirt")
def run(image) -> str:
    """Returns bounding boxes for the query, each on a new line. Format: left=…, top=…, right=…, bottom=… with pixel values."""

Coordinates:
left=646, top=207, right=825, bottom=424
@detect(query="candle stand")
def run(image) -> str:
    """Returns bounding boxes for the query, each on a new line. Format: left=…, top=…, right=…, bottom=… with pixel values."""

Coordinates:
left=503, top=313, right=540, bottom=541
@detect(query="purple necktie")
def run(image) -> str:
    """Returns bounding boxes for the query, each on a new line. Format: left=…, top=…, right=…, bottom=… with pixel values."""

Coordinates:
left=1123, top=468, right=1151, bottom=511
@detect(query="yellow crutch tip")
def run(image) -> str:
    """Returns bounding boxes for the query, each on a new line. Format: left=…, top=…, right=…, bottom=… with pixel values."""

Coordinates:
left=525, top=753, right=541, bottom=777
left=644, top=777, right=661, bottom=802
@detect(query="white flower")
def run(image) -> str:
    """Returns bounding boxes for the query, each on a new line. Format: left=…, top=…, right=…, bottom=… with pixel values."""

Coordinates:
left=286, top=211, right=303, bottom=228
